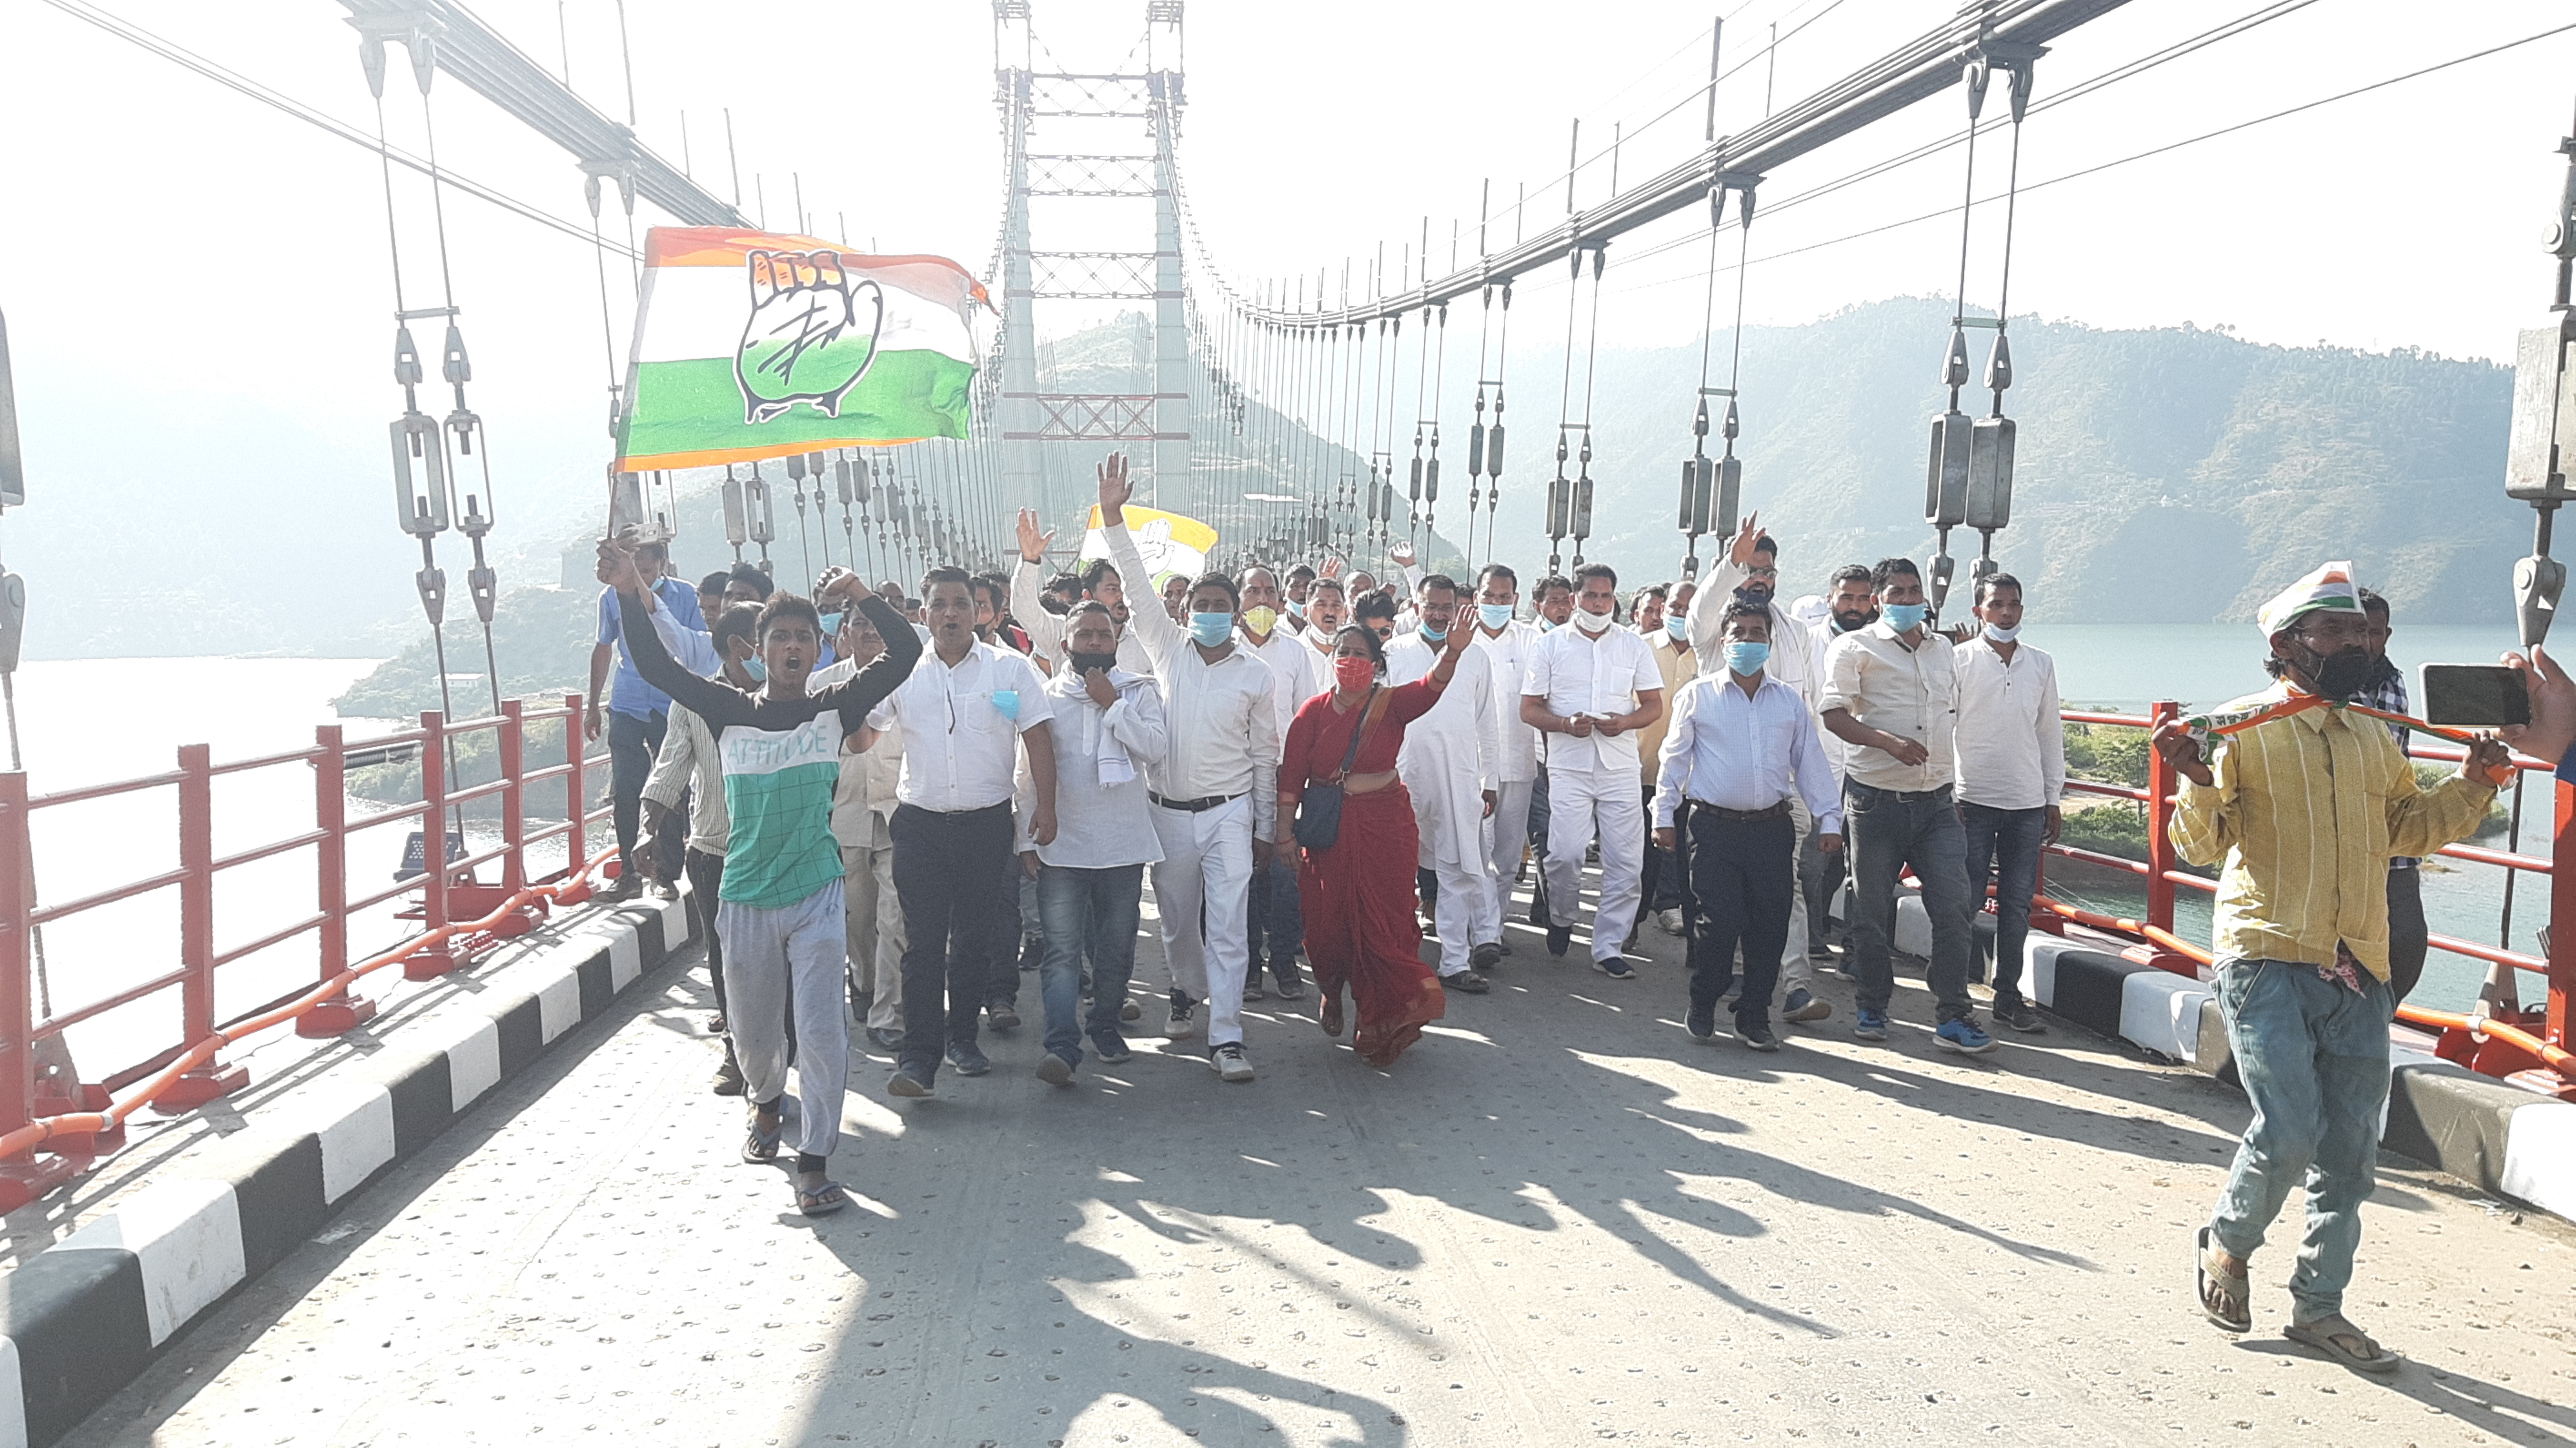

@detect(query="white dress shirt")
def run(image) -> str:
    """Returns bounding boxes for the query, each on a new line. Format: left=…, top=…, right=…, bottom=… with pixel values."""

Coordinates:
left=1102, top=519, right=1281, bottom=836
left=1653, top=673, right=1845, bottom=834
left=1689, top=565, right=1825, bottom=705
left=1522, top=623, right=1665, bottom=776
left=810, top=655, right=906, bottom=849
left=1009, top=558, right=1153, bottom=674
left=865, top=639, right=1055, bottom=812
left=1017, top=667, right=1167, bottom=869
left=1239, top=621, right=1321, bottom=740
left=1820, top=621, right=1961, bottom=794
left=1472, top=618, right=1544, bottom=783
left=1951, top=636, right=2068, bottom=811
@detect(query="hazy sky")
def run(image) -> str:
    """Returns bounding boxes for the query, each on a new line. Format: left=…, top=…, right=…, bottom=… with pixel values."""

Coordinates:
left=2, top=0, right=2571, bottom=597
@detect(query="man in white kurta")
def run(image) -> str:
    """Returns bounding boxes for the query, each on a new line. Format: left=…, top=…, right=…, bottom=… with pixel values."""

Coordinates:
left=1523, top=565, right=1666, bottom=976
left=1386, top=574, right=1503, bottom=990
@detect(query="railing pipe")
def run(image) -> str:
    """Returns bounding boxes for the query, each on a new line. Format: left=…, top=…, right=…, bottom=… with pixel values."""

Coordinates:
left=0, top=773, right=31, bottom=1143
left=2554, top=754, right=2575, bottom=1053
left=315, top=723, right=346, bottom=980
left=564, top=694, right=588, bottom=877
left=501, top=700, right=526, bottom=892
left=176, top=745, right=214, bottom=1056
left=2144, top=700, right=2179, bottom=941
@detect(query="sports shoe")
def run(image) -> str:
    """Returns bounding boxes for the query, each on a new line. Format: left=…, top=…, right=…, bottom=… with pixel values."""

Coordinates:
left=986, top=1004, right=1021, bottom=1033
left=1993, top=999, right=2047, bottom=1033
left=1656, top=907, right=1686, bottom=936
left=1272, top=969, right=1306, bottom=1000
left=1121, top=998, right=1142, bottom=1021
left=886, top=1066, right=933, bottom=1098
left=1244, top=979, right=1268, bottom=1001
left=1089, top=1028, right=1133, bottom=1064
left=1443, top=970, right=1491, bottom=995
left=865, top=1026, right=906, bottom=1052
left=1685, top=1006, right=1716, bottom=1043
left=1593, top=957, right=1636, bottom=980
left=1736, top=1019, right=1781, bottom=1052
left=1166, top=1002, right=1202, bottom=1040
left=1854, top=1008, right=1889, bottom=1041
left=1935, top=1018, right=1998, bottom=1055
left=1035, top=1053, right=1075, bottom=1087
left=1546, top=924, right=1573, bottom=957
left=1470, top=941, right=1505, bottom=971
left=711, top=1054, right=746, bottom=1096
left=945, top=1042, right=993, bottom=1076
left=1782, top=988, right=1832, bottom=1023
left=1017, top=931, right=1043, bottom=972
left=1213, top=1042, right=1255, bottom=1082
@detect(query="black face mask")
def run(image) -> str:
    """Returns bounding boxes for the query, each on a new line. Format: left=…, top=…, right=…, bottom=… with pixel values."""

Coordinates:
left=1831, top=607, right=1876, bottom=634
left=1067, top=651, right=1119, bottom=675
left=2298, top=643, right=2376, bottom=701
left=1733, top=583, right=1773, bottom=607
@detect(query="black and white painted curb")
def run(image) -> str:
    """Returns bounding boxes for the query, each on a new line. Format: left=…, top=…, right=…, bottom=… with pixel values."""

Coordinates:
left=1894, top=894, right=2576, bottom=1233
left=0, top=892, right=694, bottom=1448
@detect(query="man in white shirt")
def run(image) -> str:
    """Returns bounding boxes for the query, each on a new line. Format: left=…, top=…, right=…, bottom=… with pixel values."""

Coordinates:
left=1819, top=556, right=1991, bottom=1055
left=1655, top=602, right=1845, bottom=1050
left=1099, top=453, right=1281, bottom=1084
left=1237, top=564, right=1320, bottom=1001
left=1301, top=578, right=1350, bottom=664
left=1389, top=573, right=1503, bottom=990
left=1010, top=508, right=1153, bottom=674
left=1952, top=573, right=2066, bottom=1036
left=1470, top=563, right=1544, bottom=941
left=809, top=607, right=909, bottom=1055
left=1522, top=563, right=1666, bottom=977
left=1019, top=601, right=1168, bottom=1084
left=638, top=603, right=764, bottom=1094
left=867, top=566, right=1061, bottom=1096
left=1691, top=520, right=1837, bottom=1022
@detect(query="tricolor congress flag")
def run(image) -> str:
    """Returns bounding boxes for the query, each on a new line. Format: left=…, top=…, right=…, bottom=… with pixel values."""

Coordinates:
left=614, top=226, right=990, bottom=472
left=1081, top=504, right=1218, bottom=593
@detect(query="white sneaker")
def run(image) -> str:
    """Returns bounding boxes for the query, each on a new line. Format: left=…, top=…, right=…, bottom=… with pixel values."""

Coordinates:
left=1213, top=1043, right=1255, bottom=1082
left=1655, top=907, right=1685, bottom=936
left=1165, top=1004, right=1201, bottom=1040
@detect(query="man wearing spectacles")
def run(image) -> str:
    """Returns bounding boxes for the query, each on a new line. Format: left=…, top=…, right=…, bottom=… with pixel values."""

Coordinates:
left=1688, top=516, right=1835, bottom=1026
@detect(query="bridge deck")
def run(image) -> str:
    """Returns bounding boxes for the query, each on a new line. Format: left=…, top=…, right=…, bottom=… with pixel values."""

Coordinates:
left=55, top=877, right=2576, bottom=1447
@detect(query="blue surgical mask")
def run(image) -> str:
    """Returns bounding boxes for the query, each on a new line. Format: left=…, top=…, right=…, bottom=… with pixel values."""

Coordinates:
left=1538, top=616, right=1557, bottom=632
left=1724, top=640, right=1770, bottom=676
left=741, top=653, right=767, bottom=684
left=1419, top=624, right=1447, bottom=644
left=1882, top=603, right=1927, bottom=633
left=1478, top=602, right=1514, bottom=630
left=1665, top=615, right=1689, bottom=642
left=991, top=689, right=1020, bottom=721
left=818, top=611, right=843, bottom=637
left=1187, top=611, right=1235, bottom=648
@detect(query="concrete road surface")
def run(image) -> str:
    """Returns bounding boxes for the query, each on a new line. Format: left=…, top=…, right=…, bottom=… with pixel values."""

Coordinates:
left=57, top=882, right=2576, bottom=1447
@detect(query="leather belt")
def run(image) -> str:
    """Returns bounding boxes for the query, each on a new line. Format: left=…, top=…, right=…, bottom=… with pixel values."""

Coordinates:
left=1150, top=790, right=1244, bottom=813
left=1688, top=799, right=1790, bottom=824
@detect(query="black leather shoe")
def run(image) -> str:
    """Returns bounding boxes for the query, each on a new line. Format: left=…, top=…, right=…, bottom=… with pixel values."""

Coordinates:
left=1546, top=925, right=1573, bottom=957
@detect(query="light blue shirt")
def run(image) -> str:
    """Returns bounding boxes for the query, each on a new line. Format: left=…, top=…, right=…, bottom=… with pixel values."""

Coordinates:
left=597, top=577, right=708, bottom=718
left=1652, top=672, right=1844, bottom=834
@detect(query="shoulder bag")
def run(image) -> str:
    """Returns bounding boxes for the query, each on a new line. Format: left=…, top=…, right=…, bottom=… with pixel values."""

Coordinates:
left=1292, top=687, right=1392, bottom=851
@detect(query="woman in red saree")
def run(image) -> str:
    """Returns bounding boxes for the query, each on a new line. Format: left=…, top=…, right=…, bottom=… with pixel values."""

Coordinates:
left=1274, top=622, right=1474, bottom=1066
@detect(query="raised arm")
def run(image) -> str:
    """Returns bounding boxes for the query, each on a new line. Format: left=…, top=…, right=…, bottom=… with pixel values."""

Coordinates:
left=819, top=593, right=925, bottom=734
left=1011, top=510, right=1069, bottom=666
left=612, top=553, right=755, bottom=732
left=1095, top=452, right=1180, bottom=671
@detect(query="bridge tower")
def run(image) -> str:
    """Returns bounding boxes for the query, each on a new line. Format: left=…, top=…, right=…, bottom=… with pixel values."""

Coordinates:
left=993, top=0, right=1192, bottom=530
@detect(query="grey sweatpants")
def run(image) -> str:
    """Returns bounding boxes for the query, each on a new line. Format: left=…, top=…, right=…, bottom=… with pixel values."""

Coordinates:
left=718, top=882, right=849, bottom=1159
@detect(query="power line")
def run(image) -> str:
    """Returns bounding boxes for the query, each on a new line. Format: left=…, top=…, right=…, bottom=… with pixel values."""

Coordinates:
left=35, top=0, right=639, bottom=258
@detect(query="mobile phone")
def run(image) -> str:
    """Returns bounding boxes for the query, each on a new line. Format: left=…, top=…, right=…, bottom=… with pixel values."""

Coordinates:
left=2420, top=663, right=2529, bottom=728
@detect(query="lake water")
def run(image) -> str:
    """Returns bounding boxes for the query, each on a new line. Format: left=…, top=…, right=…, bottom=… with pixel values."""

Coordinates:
left=0, top=630, right=2546, bottom=1088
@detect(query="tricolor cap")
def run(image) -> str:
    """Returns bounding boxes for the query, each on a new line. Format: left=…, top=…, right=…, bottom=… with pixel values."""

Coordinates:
left=2255, top=560, right=2363, bottom=639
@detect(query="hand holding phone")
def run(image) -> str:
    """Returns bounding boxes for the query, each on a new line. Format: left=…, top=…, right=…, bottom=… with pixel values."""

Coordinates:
left=2421, top=664, right=2531, bottom=728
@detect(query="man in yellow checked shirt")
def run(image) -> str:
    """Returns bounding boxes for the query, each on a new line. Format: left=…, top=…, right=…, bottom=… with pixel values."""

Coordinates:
left=2152, top=561, right=2507, bottom=1373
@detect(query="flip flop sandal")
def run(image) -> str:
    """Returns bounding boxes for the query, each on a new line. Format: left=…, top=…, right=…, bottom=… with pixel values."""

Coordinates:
left=741, top=1118, right=783, bottom=1165
left=2286, top=1314, right=2400, bottom=1373
left=797, top=1181, right=852, bottom=1217
left=2196, top=1227, right=2250, bottom=1333
left=1319, top=997, right=1345, bottom=1038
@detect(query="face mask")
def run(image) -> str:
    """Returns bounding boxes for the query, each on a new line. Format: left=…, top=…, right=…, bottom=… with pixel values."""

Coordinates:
left=1243, top=605, right=1279, bottom=636
left=1187, top=611, right=1234, bottom=648
left=1882, top=603, right=1927, bottom=633
left=2300, top=642, right=2376, bottom=701
left=1538, top=616, right=1557, bottom=632
left=741, top=652, right=767, bottom=684
left=1068, top=650, right=1118, bottom=675
left=1572, top=606, right=1614, bottom=634
left=818, top=611, right=842, bottom=638
left=1665, top=615, right=1689, bottom=642
left=1419, top=623, right=1447, bottom=644
left=1732, top=584, right=1772, bottom=607
left=1333, top=656, right=1376, bottom=692
left=991, top=689, right=1020, bottom=722
left=1287, top=598, right=1305, bottom=617
left=1982, top=621, right=2021, bottom=644
left=1479, top=602, right=1514, bottom=630
left=1724, top=640, right=1770, bottom=676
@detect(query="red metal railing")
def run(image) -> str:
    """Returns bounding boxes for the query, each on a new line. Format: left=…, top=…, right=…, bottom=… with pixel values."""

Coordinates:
left=0, top=694, right=617, bottom=1207
left=2048, top=702, right=2575, bottom=1096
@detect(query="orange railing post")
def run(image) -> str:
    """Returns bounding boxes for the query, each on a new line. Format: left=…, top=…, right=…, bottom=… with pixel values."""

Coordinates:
left=301, top=725, right=376, bottom=1037
left=407, top=710, right=458, bottom=980
left=500, top=700, right=527, bottom=893
left=160, top=745, right=244, bottom=1109
left=564, top=693, right=589, bottom=878
left=2551, top=756, right=2575, bottom=1056
left=2145, top=699, right=2179, bottom=944
left=0, top=773, right=30, bottom=1140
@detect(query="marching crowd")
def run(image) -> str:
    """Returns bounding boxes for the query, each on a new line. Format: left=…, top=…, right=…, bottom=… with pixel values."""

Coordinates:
left=587, top=445, right=2576, bottom=1377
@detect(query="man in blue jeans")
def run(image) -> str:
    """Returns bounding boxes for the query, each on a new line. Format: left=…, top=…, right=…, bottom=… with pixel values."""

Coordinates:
left=2154, top=560, right=2504, bottom=1371
left=1020, top=603, right=1167, bottom=1082
left=1951, top=573, right=2064, bottom=1034
left=1818, top=557, right=1992, bottom=1053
